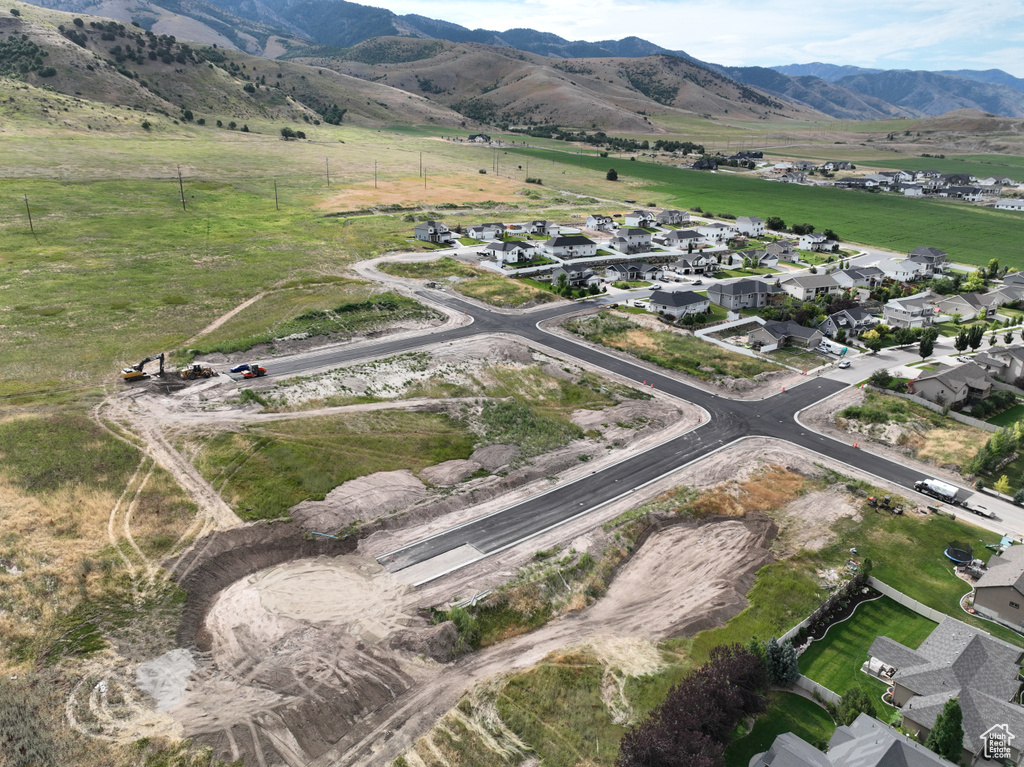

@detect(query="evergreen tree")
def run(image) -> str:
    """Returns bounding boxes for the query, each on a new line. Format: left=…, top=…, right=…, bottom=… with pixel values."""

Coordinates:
left=954, top=330, right=969, bottom=352
left=925, top=698, right=964, bottom=762
left=776, top=641, right=800, bottom=687
left=838, top=686, right=876, bottom=725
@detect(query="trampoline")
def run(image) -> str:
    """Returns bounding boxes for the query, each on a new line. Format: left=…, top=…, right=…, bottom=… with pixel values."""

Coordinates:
left=944, top=541, right=974, bottom=565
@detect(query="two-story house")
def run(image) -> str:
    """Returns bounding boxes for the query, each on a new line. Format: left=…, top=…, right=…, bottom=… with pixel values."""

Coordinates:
left=542, top=235, right=597, bottom=259
left=655, top=229, right=706, bottom=249
left=734, top=216, right=766, bottom=237
left=697, top=222, right=734, bottom=244
left=780, top=274, right=841, bottom=301
left=655, top=209, right=688, bottom=226
left=819, top=307, right=877, bottom=339
left=882, top=291, right=937, bottom=328
left=908, top=361, right=994, bottom=406
left=466, top=222, right=506, bottom=241
left=609, top=228, right=653, bottom=254
left=413, top=220, right=455, bottom=244
left=875, top=258, right=929, bottom=283
left=707, top=279, right=782, bottom=310
left=484, top=240, right=538, bottom=266
left=798, top=232, right=834, bottom=251
left=623, top=210, right=656, bottom=228
left=586, top=214, right=615, bottom=231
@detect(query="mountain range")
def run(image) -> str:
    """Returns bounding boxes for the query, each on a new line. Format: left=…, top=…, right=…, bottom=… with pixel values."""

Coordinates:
left=15, top=0, right=1024, bottom=123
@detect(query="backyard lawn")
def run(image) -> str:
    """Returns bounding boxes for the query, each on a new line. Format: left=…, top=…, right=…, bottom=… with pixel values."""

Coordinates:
left=988, top=403, right=1024, bottom=427
left=724, top=692, right=836, bottom=767
left=799, top=596, right=936, bottom=697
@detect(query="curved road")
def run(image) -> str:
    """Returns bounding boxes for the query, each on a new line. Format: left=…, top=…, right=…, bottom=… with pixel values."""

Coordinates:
left=230, top=286, right=1013, bottom=579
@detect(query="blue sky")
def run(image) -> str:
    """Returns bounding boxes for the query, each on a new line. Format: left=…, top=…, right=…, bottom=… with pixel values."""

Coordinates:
left=381, top=0, right=1024, bottom=77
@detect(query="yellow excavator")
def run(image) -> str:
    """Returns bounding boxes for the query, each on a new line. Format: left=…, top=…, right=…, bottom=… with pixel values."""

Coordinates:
left=179, top=363, right=215, bottom=380
left=121, top=353, right=165, bottom=382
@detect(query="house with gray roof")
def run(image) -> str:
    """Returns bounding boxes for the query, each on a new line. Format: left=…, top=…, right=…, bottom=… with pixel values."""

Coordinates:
left=972, top=545, right=1024, bottom=629
left=831, top=267, right=884, bottom=290
left=735, top=216, right=766, bottom=237
left=820, top=308, right=878, bottom=339
left=908, top=361, right=995, bottom=407
left=867, top=617, right=1024, bottom=766
left=624, top=210, right=656, bottom=228
left=753, top=714, right=958, bottom=767
left=413, top=220, right=455, bottom=244
left=655, top=209, right=688, bottom=226
left=550, top=266, right=600, bottom=288
left=882, top=291, right=937, bottom=329
left=609, top=228, right=652, bottom=254
left=798, top=232, right=834, bottom=252
left=586, top=214, right=615, bottom=231
left=707, top=279, right=782, bottom=310
left=765, top=241, right=796, bottom=259
left=974, top=345, right=1024, bottom=384
left=605, top=262, right=662, bottom=282
left=669, top=253, right=715, bottom=275
left=780, top=273, right=842, bottom=301
left=655, top=229, right=706, bottom=249
left=749, top=320, right=824, bottom=351
left=542, top=235, right=597, bottom=259
left=936, top=292, right=993, bottom=322
left=876, top=258, right=930, bottom=283
left=466, top=222, right=506, bottom=240
left=648, top=289, right=709, bottom=319
left=730, top=249, right=779, bottom=269
left=484, top=240, right=537, bottom=266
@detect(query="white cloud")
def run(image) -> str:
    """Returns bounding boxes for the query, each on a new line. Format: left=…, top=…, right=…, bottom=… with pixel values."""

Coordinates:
left=376, top=0, right=1024, bottom=77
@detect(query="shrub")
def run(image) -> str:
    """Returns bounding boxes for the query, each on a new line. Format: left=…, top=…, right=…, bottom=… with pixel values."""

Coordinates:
left=38, top=67, right=56, bottom=77
left=525, top=177, right=542, bottom=185
left=606, top=168, right=618, bottom=181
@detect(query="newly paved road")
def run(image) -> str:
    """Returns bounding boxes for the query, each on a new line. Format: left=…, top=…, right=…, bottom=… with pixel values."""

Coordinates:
left=229, top=286, right=1016, bottom=578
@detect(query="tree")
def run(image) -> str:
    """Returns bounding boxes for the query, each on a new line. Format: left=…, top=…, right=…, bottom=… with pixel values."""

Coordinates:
left=280, top=126, right=295, bottom=140
left=995, top=475, right=1012, bottom=495
left=823, top=228, right=838, bottom=241
left=988, top=258, right=1000, bottom=278
left=925, top=698, right=963, bottom=762
left=762, top=638, right=799, bottom=687
left=869, top=369, right=893, bottom=388
left=1007, top=332, right=1014, bottom=345
left=838, top=686, right=876, bottom=726
left=766, top=216, right=786, bottom=231
left=606, top=168, right=618, bottom=181
left=864, top=336, right=883, bottom=354
left=968, top=324, right=985, bottom=350
left=954, top=330, right=969, bottom=352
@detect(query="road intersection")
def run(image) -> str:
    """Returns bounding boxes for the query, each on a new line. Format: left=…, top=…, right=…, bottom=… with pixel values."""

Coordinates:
left=227, top=274, right=1024, bottom=580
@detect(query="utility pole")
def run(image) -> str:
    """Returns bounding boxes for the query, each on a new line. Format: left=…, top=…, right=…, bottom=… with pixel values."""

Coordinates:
left=419, top=151, right=422, bottom=177
left=326, top=158, right=331, bottom=187
left=374, top=160, right=377, bottom=188
left=177, top=165, right=186, bottom=212
left=24, top=195, right=33, bottom=235
left=424, top=168, right=427, bottom=189
left=274, top=180, right=279, bottom=211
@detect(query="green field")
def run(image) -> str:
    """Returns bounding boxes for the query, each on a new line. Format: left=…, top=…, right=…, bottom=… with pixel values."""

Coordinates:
left=799, top=596, right=936, bottom=696
left=724, top=692, right=836, bottom=767
left=377, top=256, right=559, bottom=307
left=988, top=403, right=1024, bottom=427
left=504, top=146, right=1024, bottom=268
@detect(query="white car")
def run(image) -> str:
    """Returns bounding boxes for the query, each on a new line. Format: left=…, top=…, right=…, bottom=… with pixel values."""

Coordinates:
left=838, top=360, right=851, bottom=369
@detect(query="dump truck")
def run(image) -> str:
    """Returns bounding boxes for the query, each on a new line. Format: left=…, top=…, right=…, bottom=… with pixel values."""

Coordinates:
left=914, top=478, right=962, bottom=506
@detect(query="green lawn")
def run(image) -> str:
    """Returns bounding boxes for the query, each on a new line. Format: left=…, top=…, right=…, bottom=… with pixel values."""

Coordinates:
left=988, top=403, right=1024, bottom=427
left=799, top=596, right=936, bottom=696
left=724, top=692, right=836, bottom=767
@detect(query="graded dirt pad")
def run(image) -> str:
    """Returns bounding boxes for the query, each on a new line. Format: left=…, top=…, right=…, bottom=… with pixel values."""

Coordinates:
left=291, top=469, right=430, bottom=532
left=315, top=174, right=527, bottom=211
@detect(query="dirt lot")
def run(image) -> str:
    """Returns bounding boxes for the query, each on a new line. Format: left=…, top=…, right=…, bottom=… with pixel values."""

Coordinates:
left=315, top=174, right=529, bottom=211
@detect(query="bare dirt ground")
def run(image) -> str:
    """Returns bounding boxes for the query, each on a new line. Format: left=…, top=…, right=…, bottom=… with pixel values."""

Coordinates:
left=150, top=437, right=876, bottom=767
left=315, top=174, right=529, bottom=211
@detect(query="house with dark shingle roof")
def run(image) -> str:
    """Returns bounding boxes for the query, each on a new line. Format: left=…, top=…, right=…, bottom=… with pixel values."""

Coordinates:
left=466, top=222, right=506, bottom=240
left=973, top=545, right=1024, bottom=629
left=655, top=229, right=706, bottom=249
left=748, top=320, right=824, bottom=351
left=413, top=220, right=455, bottom=244
left=936, top=292, right=993, bottom=322
left=484, top=240, right=537, bottom=266
left=648, top=289, right=709, bottom=319
left=655, top=209, right=688, bottom=226
left=542, top=235, right=596, bottom=259
left=669, top=253, right=715, bottom=275
left=605, top=262, right=662, bottom=281
left=974, top=345, right=1024, bottom=384
left=753, top=713, right=958, bottom=767
left=820, top=308, right=878, bottom=339
left=780, top=273, right=842, bottom=301
left=707, top=279, right=782, bottom=310
left=867, top=617, right=1024, bottom=767
left=908, top=361, right=995, bottom=406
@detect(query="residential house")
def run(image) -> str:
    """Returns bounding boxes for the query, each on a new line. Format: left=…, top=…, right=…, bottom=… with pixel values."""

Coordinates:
left=467, top=133, right=491, bottom=143
left=586, top=214, right=616, bottom=231
left=550, top=266, right=601, bottom=288
left=542, top=235, right=597, bottom=259
left=508, top=220, right=551, bottom=236
left=867, top=617, right=1024, bottom=767
left=731, top=249, right=779, bottom=269
left=831, top=266, right=884, bottom=290
left=734, top=216, right=766, bottom=237
left=707, top=279, right=782, bottom=310
left=908, top=362, right=994, bottom=406
left=413, top=220, right=455, bottom=244
left=748, top=320, right=824, bottom=351
left=836, top=178, right=873, bottom=190
left=648, top=289, right=709, bottom=319
left=900, top=183, right=925, bottom=196
left=655, top=209, right=688, bottom=226
left=692, top=158, right=717, bottom=170
left=935, top=292, right=993, bottom=322
left=791, top=160, right=816, bottom=171
left=822, top=160, right=852, bottom=171
left=697, top=222, right=734, bottom=244
left=669, top=254, right=715, bottom=275
left=780, top=273, right=841, bottom=301
left=974, top=345, right=1024, bottom=384
left=819, top=308, right=878, bottom=339
left=1004, top=273, right=1024, bottom=290
left=608, top=228, right=652, bottom=254
left=984, top=285, right=1024, bottom=308
left=484, top=240, right=538, bottom=266
left=908, top=246, right=947, bottom=275
left=466, top=222, right=505, bottom=240
left=778, top=171, right=808, bottom=184
left=875, top=258, right=930, bottom=283
left=941, top=185, right=984, bottom=201
left=765, top=241, right=796, bottom=260
left=882, top=291, right=938, bottom=328
left=623, top=210, right=656, bottom=228
left=655, top=229, right=706, bottom=250
left=605, top=262, right=662, bottom=282
left=798, top=232, right=835, bottom=252
left=996, top=199, right=1024, bottom=211
left=972, top=545, right=1024, bottom=629
left=753, top=713, right=958, bottom=767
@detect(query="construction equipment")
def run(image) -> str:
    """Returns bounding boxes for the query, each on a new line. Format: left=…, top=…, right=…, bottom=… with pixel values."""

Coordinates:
left=121, top=353, right=165, bottom=382
left=242, top=365, right=266, bottom=378
left=180, top=363, right=215, bottom=380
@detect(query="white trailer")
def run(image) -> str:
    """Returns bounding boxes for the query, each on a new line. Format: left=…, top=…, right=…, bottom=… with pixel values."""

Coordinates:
left=914, top=478, right=962, bottom=505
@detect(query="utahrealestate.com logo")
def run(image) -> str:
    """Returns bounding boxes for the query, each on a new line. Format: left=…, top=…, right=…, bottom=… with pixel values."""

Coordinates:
left=981, top=724, right=1016, bottom=760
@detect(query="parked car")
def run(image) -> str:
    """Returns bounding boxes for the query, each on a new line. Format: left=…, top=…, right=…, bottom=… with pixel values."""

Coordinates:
left=229, top=363, right=251, bottom=373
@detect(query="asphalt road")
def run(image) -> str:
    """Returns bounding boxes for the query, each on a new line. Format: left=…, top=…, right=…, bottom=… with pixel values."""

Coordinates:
left=228, top=285, right=1019, bottom=577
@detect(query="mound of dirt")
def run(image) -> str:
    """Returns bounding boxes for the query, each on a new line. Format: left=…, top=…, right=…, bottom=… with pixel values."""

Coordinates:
left=291, top=470, right=429, bottom=532
left=470, top=444, right=519, bottom=471
left=419, top=459, right=482, bottom=486
left=136, top=649, right=197, bottom=712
